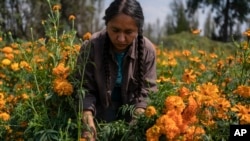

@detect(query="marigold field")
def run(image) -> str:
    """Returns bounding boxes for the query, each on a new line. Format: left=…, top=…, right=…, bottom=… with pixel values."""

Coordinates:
left=0, top=2, right=250, bottom=141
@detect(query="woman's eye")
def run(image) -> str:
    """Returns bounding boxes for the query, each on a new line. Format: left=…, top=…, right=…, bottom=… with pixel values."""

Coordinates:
left=112, top=29, right=119, bottom=33
left=125, top=31, right=132, bottom=34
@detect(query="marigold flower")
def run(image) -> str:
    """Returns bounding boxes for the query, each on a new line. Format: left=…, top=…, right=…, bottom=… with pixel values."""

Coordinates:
left=182, top=50, right=191, bottom=57
left=199, top=63, right=206, bottom=71
left=156, top=114, right=180, bottom=140
left=20, top=61, right=32, bottom=71
left=4, top=53, right=14, bottom=60
left=243, top=29, right=250, bottom=38
left=21, top=93, right=29, bottom=100
left=182, top=96, right=198, bottom=124
left=183, top=126, right=205, bottom=141
left=145, top=106, right=157, bottom=118
left=233, top=85, right=250, bottom=98
left=191, top=28, right=202, bottom=35
left=178, top=86, right=190, bottom=98
left=231, top=104, right=250, bottom=124
left=156, top=76, right=170, bottom=83
left=182, top=69, right=196, bottom=84
left=209, top=53, right=218, bottom=59
left=53, top=78, right=73, bottom=96
left=11, top=62, right=20, bottom=71
left=0, top=112, right=10, bottom=121
left=0, top=99, right=6, bottom=109
left=74, top=44, right=81, bottom=52
left=165, top=95, right=185, bottom=114
left=196, top=82, right=219, bottom=97
left=52, top=4, right=61, bottom=11
left=68, top=15, right=76, bottom=21
left=1, top=46, right=13, bottom=53
left=52, top=63, right=70, bottom=79
left=146, top=125, right=161, bottom=141
left=1, top=58, right=11, bottom=65
left=83, top=32, right=92, bottom=40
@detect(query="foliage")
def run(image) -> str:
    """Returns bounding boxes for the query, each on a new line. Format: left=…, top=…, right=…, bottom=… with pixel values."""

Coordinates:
left=186, top=0, right=250, bottom=41
left=0, top=0, right=104, bottom=40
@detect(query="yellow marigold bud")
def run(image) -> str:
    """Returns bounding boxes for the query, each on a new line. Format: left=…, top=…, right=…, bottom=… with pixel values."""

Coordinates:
left=83, top=32, right=92, bottom=40
left=2, top=58, right=11, bottom=65
left=68, top=15, right=76, bottom=21
left=0, top=37, right=2, bottom=42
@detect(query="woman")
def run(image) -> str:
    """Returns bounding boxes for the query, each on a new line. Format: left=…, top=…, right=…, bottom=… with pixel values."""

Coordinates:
left=75, top=0, right=157, bottom=140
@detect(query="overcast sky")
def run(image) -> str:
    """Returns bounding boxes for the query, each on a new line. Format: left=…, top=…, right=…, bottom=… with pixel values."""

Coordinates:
left=103, top=0, right=208, bottom=31
left=103, top=0, right=172, bottom=25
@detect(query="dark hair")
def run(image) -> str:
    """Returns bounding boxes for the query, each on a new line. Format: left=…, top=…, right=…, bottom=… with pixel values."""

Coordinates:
left=103, top=0, right=144, bottom=31
left=103, top=0, right=144, bottom=104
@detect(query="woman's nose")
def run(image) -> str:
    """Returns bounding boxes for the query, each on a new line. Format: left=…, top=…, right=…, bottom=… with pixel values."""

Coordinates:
left=117, top=33, right=125, bottom=42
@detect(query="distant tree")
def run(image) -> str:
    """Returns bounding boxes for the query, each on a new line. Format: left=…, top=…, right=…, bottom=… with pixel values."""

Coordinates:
left=0, top=0, right=104, bottom=40
left=60, top=0, right=104, bottom=38
left=203, top=12, right=214, bottom=38
left=0, top=0, right=48, bottom=39
left=163, top=0, right=190, bottom=36
left=144, top=23, right=154, bottom=42
left=164, top=15, right=175, bottom=36
left=186, top=0, right=250, bottom=42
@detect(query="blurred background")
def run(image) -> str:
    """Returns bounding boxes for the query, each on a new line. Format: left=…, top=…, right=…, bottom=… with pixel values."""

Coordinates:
left=1, top=0, right=250, bottom=44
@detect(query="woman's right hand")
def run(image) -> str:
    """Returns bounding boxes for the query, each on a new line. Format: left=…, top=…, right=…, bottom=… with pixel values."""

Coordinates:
left=82, top=111, right=96, bottom=141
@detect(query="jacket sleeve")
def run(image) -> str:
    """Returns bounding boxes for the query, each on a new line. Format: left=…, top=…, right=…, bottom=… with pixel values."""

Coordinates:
left=134, top=39, right=158, bottom=109
left=74, top=40, right=97, bottom=114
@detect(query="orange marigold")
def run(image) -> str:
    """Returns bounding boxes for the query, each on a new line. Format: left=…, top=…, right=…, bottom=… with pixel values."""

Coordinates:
left=196, top=82, right=219, bottom=99
left=231, top=104, right=250, bottom=124
left=243, top=29, right=250, bottom=38
left=191, top=29, right=202, bottom=35
left=53, top=78, right=73, bottom=96
left=145, top=106, right=157, bottom=118
left=182, top=96, right=198, bottom=125
left=83, top=32, right=92, bottom=40
left=182, top=69, right=196, bottom=84
left=233, top=85, right=250, bottom=98
left=68, top=15, right=76, bottom=21
left=156, top=114, right=180, bottom=139
left=52, top=63, right=70, bottom=79
left=1, top=46, right=13, bottom=54
left=183, top=126, right=205, bottom=141
left=11, top=62, right=20, bottom=71
left=178, top=86, right=190, bottom=98
left=0, top=112, right=10, bottom=121
left=146, top=125, right=161, bottom=141
left=52, top=4, right=61, bottom=11
left=165, top=95, right=185, bottom=114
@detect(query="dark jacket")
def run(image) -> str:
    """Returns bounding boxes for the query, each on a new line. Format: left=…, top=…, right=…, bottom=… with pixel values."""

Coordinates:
left=75, top=29, right=157, bottom=119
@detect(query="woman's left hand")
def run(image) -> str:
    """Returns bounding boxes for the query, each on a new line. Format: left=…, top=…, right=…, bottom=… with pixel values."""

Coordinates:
left=134, top=108, right=145, bottom=115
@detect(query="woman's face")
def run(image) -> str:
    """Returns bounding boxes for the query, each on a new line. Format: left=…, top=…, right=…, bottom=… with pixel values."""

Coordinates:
left=107, top=13, right=138, bottom=53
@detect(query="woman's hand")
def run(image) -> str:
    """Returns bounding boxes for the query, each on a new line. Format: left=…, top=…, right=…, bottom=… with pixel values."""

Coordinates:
left=134, top=108, right=145, bottom=115
left=130, top=108, right=145, bottom=125
left=82, top=111, right=96, bottom=141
